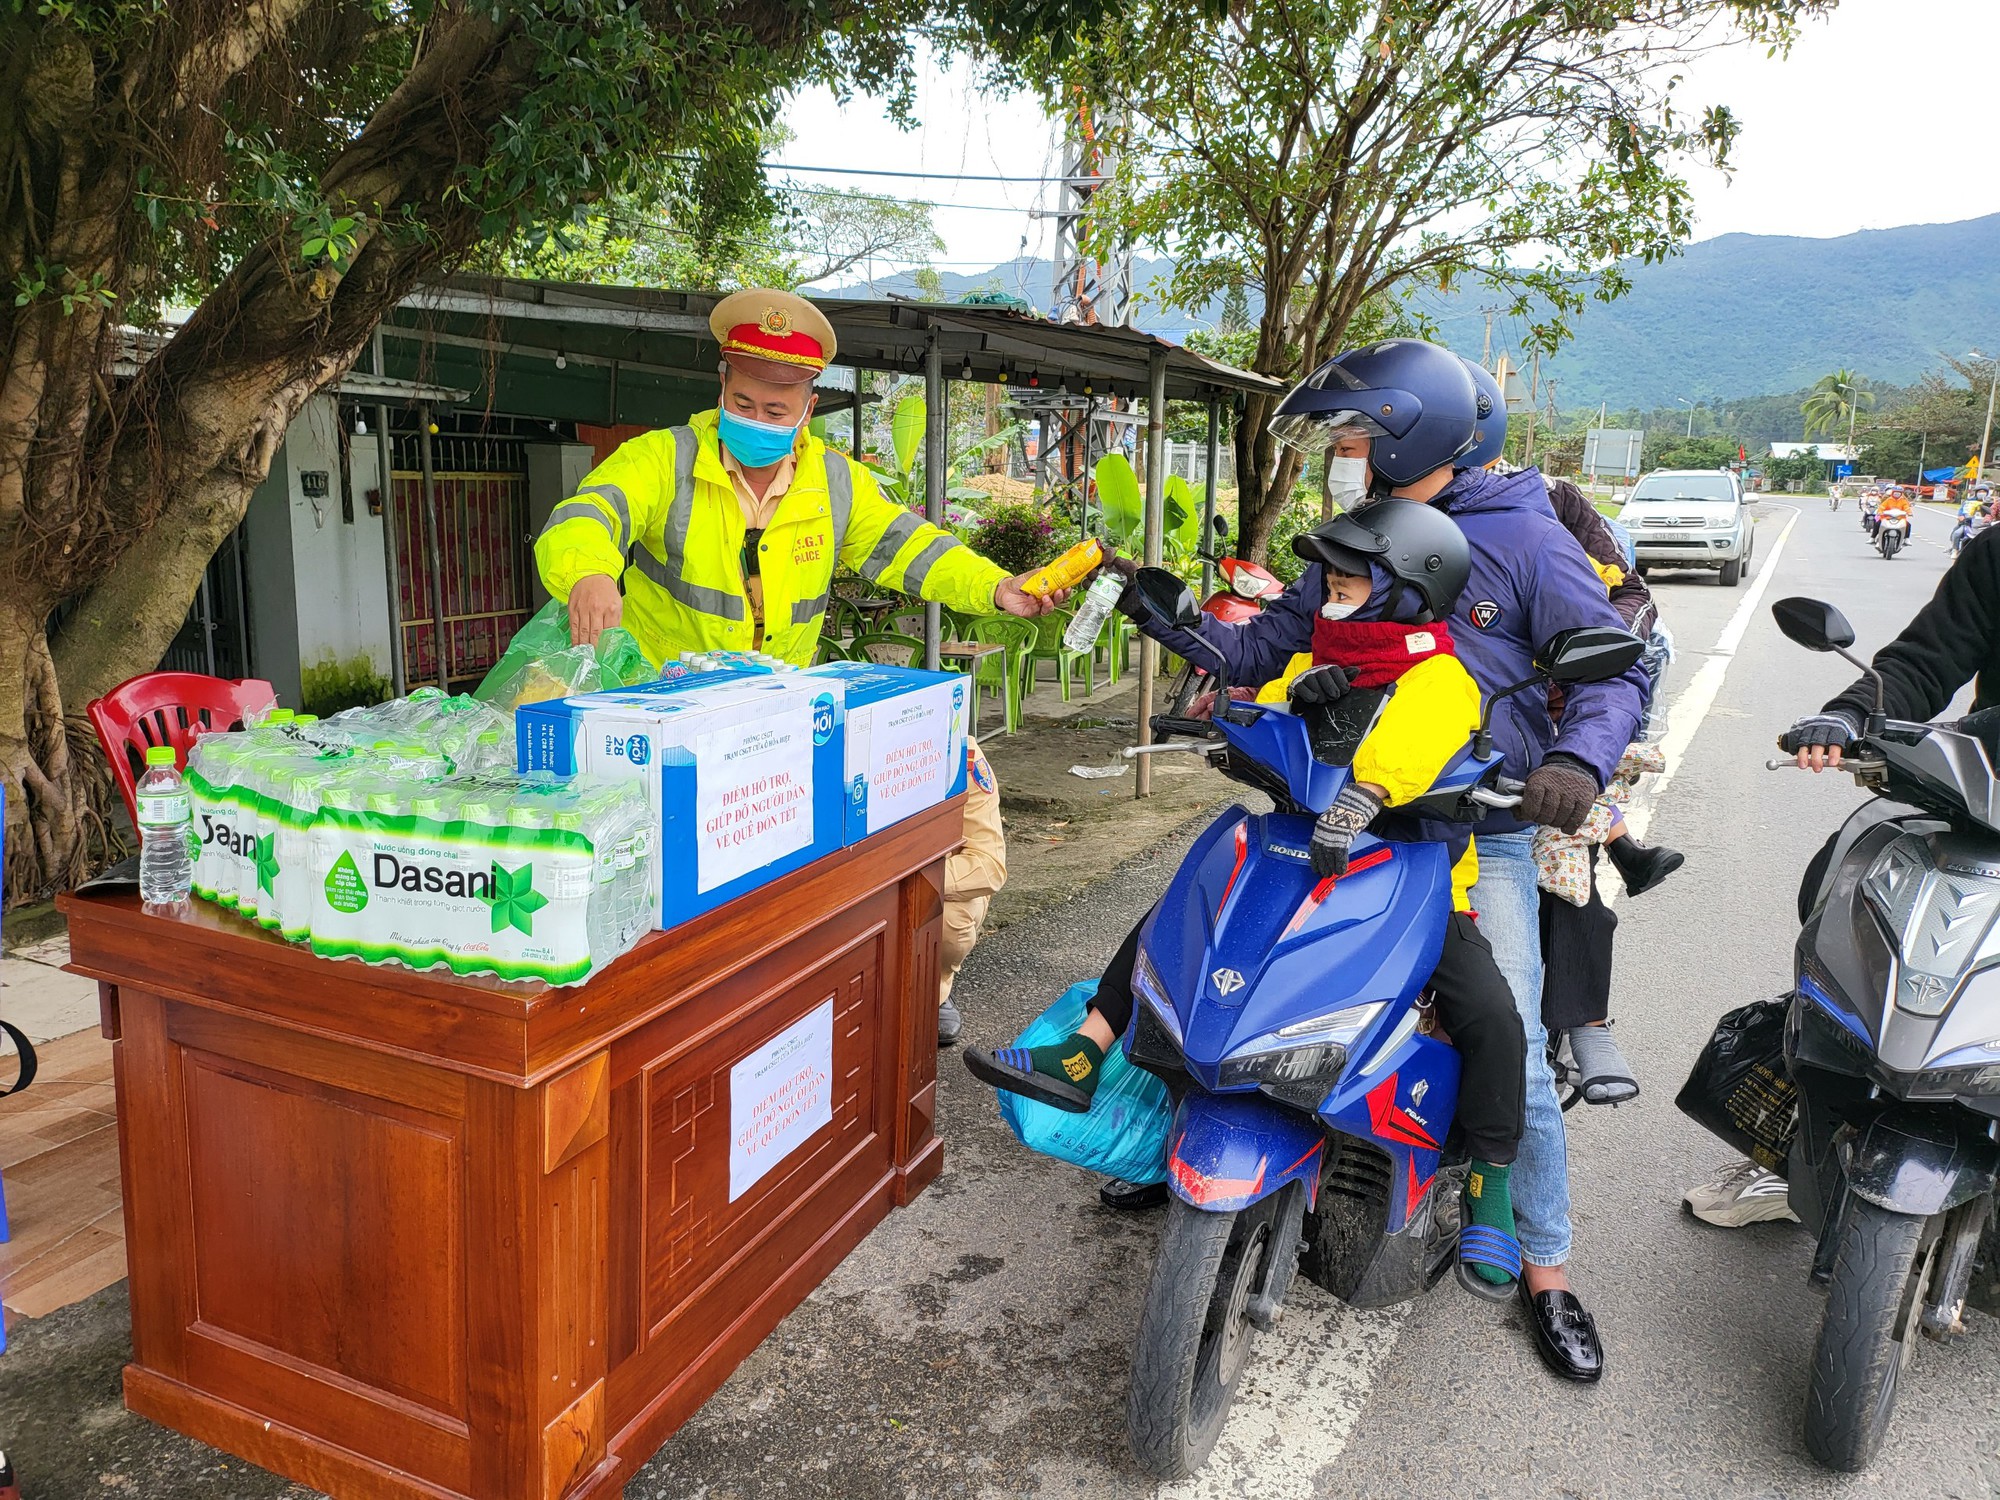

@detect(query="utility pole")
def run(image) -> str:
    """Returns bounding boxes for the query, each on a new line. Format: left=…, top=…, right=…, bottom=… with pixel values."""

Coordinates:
left=1480, top=310, right=1501, bottom=371
left=1522, top=354, right=1540, bottom=466
left=1980, top=362, right=1999, bottom=487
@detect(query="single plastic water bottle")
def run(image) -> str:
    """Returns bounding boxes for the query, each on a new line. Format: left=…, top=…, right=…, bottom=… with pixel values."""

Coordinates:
left=1064, top=570, right=1125, bottom=653
left=137, top=746, right=194, bottom=916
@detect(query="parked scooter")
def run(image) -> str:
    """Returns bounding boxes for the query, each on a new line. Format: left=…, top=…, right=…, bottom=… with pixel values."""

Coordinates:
left=1753, top=597, right=2000, bottom=1472
left=1115, top=567, right=1642, bottom=1478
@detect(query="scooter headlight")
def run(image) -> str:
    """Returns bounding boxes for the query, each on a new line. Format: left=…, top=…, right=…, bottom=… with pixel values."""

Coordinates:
left=1216, top=1002, right=1384, bottom=1111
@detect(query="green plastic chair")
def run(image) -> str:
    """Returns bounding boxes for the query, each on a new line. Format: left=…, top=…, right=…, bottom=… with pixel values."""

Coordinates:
left=1026, top=609, right=1095, bottom=704
left=1095, top=613, right=1134, bottom=685
left=825, top=596, right=866, bottom=643
left=812, top=637, right=851, bottom=665
left=847, top=630, right=925, bottom=667
left=967, top=616, right=1037, bottom=730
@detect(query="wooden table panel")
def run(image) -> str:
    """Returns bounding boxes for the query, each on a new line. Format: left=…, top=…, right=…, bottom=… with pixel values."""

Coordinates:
left=62, top=795, right=962, bottom=1500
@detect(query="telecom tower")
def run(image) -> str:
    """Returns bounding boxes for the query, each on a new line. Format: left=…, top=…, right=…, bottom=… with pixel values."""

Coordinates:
left=1012, top=95, right=1136, bottom=522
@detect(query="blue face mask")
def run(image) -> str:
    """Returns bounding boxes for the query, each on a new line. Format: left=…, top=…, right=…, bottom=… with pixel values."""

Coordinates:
left=717, top=406, right=802, bottom=467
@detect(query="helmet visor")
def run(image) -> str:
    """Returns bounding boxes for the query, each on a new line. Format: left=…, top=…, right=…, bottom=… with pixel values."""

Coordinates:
left=1270, top=408, right=1397, bottom=459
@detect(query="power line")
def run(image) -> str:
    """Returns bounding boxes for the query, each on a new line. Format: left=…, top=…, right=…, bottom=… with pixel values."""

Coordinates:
left=768, top=161, right=1148, bottom=183
left=776, top=181, right=1048, bottom=216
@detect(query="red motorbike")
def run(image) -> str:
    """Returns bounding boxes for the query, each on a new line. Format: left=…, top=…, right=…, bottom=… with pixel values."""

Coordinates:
left=1167, top=516, right=1286, bottom=715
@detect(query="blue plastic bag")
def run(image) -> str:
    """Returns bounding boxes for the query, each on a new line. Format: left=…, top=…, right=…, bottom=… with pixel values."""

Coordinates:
left=995, top=981, right=1173, bottom=1185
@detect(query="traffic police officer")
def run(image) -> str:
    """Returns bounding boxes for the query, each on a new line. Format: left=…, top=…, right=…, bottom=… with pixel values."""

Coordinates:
left=537, top=287, right=1064, bottom=663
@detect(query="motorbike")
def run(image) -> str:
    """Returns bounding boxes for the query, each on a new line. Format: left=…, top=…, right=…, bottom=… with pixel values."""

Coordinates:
left=1757, top=596, right=2000, bottom=1472
left=1861, top=495, right=1879, bottom=535
left=1157, top=515, right=1286, bottom=719
left=1876, top=510, right=1911, bottom=559
left=1831, top=491, right=1843, bottom=512
left=1951, top=511, right=1989, bottom=557
left=1114, top=567, right=1642, bottom=1478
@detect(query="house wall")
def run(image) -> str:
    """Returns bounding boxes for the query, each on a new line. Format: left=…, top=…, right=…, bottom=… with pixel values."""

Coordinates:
left=524, top=442, right=597, bottom=607
left=240, top=394, right=397, bottom=710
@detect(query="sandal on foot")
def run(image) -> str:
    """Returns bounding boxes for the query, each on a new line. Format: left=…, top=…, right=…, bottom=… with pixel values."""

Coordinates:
left=1455, top=1222, right=1523, bottom=1303
left=1566, top=1024, right=1640, bottom=1105
left=963, top=1046, right=1094, bottom=1113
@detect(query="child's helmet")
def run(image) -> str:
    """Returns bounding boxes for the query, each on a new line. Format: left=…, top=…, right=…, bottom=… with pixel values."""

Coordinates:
left=1269, top=339, right=1480, bottom=487
left=1459, top=358, right=1507, bottom=469
left=1292, top=498, right=1472, bottom=625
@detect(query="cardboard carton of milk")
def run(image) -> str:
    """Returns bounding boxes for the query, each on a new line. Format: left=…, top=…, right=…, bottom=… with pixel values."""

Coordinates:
left=801, top=662, right=969, bottom=844
left=516, top=675, right=845, bottom=929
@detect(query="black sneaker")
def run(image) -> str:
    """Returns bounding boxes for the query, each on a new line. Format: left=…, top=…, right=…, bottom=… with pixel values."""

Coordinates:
left=1606, top=835, right=1684, bottom=897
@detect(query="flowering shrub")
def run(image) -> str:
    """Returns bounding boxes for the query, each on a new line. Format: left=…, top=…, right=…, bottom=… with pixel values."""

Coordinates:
left=971, top=500, right=1059, bottom=576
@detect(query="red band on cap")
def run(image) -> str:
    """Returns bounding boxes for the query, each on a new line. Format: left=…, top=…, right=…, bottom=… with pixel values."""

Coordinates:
left=722, top=322, right=826, bottom=371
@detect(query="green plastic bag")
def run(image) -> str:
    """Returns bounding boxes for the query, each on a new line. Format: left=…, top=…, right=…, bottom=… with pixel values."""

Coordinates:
left=475, top=601, right=652, bottom=710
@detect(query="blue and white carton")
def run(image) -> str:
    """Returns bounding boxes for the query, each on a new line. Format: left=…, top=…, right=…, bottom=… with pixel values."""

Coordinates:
left=802, top=663, right=969, bottom=844
left=516, top=675, right=845, bottom=930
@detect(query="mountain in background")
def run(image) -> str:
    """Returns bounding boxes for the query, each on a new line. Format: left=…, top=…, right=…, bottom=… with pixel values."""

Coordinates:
left=831, top=215, right=2000, bottom=411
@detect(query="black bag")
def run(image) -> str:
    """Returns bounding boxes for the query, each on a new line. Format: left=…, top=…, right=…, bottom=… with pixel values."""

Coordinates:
left=1675, top=997, right=1798, bottom=1174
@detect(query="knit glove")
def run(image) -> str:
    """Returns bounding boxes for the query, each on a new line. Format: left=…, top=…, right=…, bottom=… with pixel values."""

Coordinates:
left=1310, top=782, right=1384, bottom=878
left=1777, top=709, right=1861, bottom=755
left=1517, top=753, right=1601, bottom=835
left=1288, top=664, right=1350, bottom=709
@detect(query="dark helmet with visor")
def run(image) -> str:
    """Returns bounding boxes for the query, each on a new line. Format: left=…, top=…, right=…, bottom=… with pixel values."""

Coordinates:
left=1270, top=339, right=1481, bottom=487
left=1459, top=357, right=1507, bottom=469
left=1292, top=497, right=1471, bottom=626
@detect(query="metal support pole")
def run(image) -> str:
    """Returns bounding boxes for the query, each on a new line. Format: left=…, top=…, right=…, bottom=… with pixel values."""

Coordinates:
left=923, top=332, right=945, bottom=672
left=1201, top=400, right=1220, bottom=601
left=1135, top=349, right=1168, bottom=799
left=417, top=402, right=450, bottom=692
left=376, top=403, right=404, bottom=695
left=1980, top=368, right=1999, bottom=490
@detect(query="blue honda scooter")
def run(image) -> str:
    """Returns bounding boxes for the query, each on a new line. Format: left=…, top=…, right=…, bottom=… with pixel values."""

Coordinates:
left=1112, top=569, right=1641, bottom=1479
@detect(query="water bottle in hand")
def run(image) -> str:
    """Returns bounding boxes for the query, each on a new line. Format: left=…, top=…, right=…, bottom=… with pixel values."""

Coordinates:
left=137, top=746, right=194, bottom=916
left=1063, top=570, right=1126, bottom=653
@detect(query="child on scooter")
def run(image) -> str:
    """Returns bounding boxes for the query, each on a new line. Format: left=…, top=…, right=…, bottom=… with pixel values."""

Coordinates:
left=964, top=500, right=1532, bottom=1298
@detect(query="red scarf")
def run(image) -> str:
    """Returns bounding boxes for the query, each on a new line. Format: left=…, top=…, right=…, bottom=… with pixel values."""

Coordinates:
left=1311, top=616, right=1457, bottom=688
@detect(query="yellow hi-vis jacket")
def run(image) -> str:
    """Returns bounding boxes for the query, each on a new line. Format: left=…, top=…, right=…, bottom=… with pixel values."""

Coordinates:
left=534, top=410, right=1009, bottom=667
left=1255, top=650, right=1482, bottom=911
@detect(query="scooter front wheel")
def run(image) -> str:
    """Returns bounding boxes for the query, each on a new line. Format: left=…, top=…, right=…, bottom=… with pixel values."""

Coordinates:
left=1128, top=1189, right=1298, bottom=1478
left=1803, top=1197, right=1940, bottom=1472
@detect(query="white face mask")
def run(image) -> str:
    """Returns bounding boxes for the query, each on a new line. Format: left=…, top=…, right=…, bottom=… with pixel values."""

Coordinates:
left=1320, top=599, right=1361, bottom=621
left=1325, top=456, right=1369, bottom=509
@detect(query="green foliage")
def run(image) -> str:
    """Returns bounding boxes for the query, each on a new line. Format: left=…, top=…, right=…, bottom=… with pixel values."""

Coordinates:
left=891, top=393, right=927, bottom=476
left=300, top=654, right=392, bottom=718
left=1262, top=497, right=1322, bottom=585
left=1802, top=370, right=1875, bottom=440
left=1094, top=453, right=1144, bottom=549
left=1761, top=449, right=1827, bottom=486
left=970, top=501, right=1059, bottom=576
left=1647, top=435, right=1740, bottom=472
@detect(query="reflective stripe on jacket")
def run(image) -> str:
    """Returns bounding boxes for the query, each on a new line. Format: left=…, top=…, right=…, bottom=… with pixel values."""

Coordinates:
left=534, top=409, right=1009, bottom=666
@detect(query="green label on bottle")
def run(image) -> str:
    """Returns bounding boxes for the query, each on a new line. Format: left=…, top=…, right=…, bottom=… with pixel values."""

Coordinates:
left=255, top=833, right=281, bottom=896
left=324, top=850, right=368, bottom=913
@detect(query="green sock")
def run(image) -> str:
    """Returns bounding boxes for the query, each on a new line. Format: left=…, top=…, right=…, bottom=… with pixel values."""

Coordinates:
left=1012, top=1033, right=1106, bottom=1098
left=1465, top=1161, right=1517, bottom=1287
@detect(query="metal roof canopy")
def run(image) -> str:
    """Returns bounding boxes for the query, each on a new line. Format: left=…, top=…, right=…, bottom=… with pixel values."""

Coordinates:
left=398, top=276, right=1280, bottom=406
left=394, top=275, right=1272, bottom=788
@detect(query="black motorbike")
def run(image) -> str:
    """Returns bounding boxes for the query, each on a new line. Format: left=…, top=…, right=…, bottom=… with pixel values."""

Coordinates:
left=1759, top=598, right=2000, bottom=1471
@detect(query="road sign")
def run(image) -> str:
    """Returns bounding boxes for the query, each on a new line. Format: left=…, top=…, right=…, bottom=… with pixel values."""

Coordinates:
left=1583, top=428, right=1643, bottom=479
left=1834, top=462, right=1854, bottom=479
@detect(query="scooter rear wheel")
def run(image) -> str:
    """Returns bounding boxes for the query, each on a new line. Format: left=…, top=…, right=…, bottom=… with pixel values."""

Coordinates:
left=1128, top=1190, right=1297, bottom=1479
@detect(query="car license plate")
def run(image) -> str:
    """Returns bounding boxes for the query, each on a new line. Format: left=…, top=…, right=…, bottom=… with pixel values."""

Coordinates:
left=1642, top=532, right=1691, bottom=542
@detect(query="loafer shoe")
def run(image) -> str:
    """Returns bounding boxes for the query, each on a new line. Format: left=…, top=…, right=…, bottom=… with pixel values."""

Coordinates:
left=937, top=1000, right=963, bottom=1048
left=1520, top=1283, right=1604, bottom=1383
left=1099, top=1177, right=1168, bottom=1211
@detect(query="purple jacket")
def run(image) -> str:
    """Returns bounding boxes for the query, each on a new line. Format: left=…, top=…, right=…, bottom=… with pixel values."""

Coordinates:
left=1145, top=466, right=1647, bottom=831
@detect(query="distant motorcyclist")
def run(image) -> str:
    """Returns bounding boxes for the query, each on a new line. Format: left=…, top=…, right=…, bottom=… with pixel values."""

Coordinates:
left=1687, top=523, right=2000, bottom=1225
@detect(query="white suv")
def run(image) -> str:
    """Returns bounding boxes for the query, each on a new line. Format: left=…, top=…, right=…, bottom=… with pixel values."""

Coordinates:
left=1621, top=469, right=1752, bottom=587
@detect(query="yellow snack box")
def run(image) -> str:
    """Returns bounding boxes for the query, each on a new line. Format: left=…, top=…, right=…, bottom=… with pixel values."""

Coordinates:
left=1019, top=538, right=1108, bottom=599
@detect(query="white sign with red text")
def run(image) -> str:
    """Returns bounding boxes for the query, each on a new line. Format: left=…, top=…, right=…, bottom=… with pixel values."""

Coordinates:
left=693, top=698, right=814, bottom=893
left=729, top=1000, right=834, bottom=1201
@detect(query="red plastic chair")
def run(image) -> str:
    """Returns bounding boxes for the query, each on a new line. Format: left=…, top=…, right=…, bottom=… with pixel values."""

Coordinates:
left=87, top=671, right=277, bottom=826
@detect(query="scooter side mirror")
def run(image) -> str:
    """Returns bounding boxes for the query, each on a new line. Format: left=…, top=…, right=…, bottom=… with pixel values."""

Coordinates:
left=1135, top=566, right=1202, bottom=630
left=1772, top=597, right=1857, bottom=653
left=1532, top=627, right=1646, bottom=684
left=1210, top=514, right=1230, bottom=540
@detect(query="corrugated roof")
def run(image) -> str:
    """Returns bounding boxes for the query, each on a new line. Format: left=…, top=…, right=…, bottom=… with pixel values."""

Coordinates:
left=400, top=276, right=1281, bottom=406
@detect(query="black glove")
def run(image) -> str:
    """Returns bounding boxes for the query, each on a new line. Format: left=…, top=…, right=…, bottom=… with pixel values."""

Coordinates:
left=1777, top=709, right=1860, bottom=755
left=1288, top=663, right=1350, bottom=709
left=1309, top=782, right=1384, bottom=878
left=1517, top=753, right=1600, bottom=834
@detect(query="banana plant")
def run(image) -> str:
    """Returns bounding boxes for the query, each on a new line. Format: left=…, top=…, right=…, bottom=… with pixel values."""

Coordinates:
left=1093, top=453, right=1203, bottom=567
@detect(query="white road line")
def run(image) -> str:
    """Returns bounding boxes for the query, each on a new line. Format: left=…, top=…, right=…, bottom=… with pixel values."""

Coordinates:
left=1615, top=503, right=1803, bottom=858
left=1151, top=507, right=1807, bottom=1500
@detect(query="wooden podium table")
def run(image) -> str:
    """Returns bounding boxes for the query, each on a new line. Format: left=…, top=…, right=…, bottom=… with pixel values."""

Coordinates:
left=60, top=797, right=960, bottom=1500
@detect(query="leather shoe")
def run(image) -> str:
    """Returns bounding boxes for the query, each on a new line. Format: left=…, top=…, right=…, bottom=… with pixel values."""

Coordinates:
left=1099, top=1177, right=1168, bottom=1211
left=1520, top=1282, right=1604, bottom=1383
left=937, top=1000, right=962, bottom=1048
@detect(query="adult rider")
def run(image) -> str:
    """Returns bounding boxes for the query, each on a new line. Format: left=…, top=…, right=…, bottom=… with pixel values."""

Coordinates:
left=1116, top=339, right=1648, bottom=1383
left=1686, top=521, right=2000, bottom=1223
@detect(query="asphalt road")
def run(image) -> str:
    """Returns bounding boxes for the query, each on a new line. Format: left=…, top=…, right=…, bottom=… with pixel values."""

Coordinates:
left=631, top=497, right=2000, bottom=1500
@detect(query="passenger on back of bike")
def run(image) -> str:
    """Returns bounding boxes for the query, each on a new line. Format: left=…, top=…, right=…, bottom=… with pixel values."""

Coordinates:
left=965, top=492, right=1534, bottom=1295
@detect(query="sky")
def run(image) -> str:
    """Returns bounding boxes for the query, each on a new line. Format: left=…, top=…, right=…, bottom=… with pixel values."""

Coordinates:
left=779, top=0, right=2000, bottom=287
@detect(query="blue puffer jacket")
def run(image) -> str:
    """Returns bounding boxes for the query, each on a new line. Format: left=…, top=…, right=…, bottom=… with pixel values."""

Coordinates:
left=1145, top=466, right=1648, bottom=832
